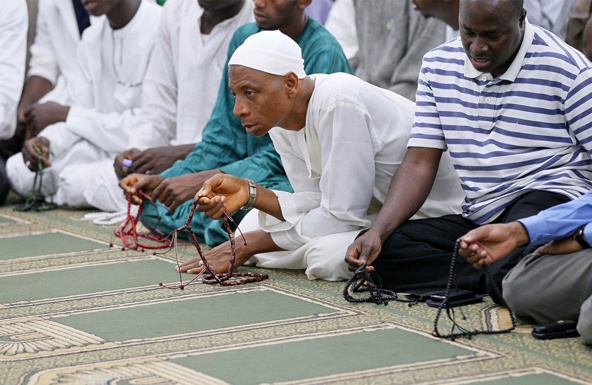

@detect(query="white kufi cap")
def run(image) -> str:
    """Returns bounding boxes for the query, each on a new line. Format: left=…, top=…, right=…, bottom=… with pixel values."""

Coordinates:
left=229, top=30, right=306, bottom=79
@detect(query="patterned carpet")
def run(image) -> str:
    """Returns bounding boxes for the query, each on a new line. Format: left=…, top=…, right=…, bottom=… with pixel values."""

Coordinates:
left=0, top=204, right=590, bottom=385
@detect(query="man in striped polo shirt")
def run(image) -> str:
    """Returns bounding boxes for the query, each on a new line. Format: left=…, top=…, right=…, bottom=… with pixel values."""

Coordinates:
left=345, top=0, right=592, bottom=303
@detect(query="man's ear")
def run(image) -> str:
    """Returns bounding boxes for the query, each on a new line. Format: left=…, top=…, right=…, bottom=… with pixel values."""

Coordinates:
left=297, top=0, right=313, bottom=11
left=519, top=8, right=527, bottom=28
left=284, top=72, right=299, bottom=98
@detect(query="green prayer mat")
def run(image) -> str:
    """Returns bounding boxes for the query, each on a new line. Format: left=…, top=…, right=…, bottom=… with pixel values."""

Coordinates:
left=0, top=231, right=106, bottom=260
left=0, top=206, right=590, bottom=385
left=0, top=215, right=14, bottom=224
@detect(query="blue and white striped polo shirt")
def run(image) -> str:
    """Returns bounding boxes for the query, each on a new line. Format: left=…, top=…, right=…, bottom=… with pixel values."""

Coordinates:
left=409, top=20, right=592, bottom=224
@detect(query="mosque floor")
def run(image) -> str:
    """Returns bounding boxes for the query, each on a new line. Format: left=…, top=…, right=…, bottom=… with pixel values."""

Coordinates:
left=0, top=199, right=590, bottom=385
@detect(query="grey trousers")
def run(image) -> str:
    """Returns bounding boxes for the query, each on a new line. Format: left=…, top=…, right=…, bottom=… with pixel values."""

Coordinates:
left=503, top=250, right=592, bottom=344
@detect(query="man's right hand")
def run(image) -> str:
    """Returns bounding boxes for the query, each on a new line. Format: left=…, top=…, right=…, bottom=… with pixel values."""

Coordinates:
left=459, top=222, right=529, bottom=269
left=119, top=173, right=164, bottom=205
left=114, top=146, right=190, bottom=180
left=23, top=136, right=51, bottom=172
left=196, top=174, right=251, bottom=219
left=114, top=148, right=141, bottom=180
left=131, top=146, right=185, bottom=175
left=24, top=101, right=69, bottom=136
left=151, top=170, right=219, bottom=213
left=344, top=229, right=383, bottom=272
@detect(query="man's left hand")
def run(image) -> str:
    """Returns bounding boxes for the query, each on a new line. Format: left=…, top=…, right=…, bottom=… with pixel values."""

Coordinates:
left=132, top=146, right=184, bottom=175
left=176, top=241, right=235, bottom=275
left=24, top=101, right=70, bottom=135
left=23, top=136, right=51, bottom=171
left=152, top=169, right=219, bottom=213
left=534, top=238, right=583, bottom=255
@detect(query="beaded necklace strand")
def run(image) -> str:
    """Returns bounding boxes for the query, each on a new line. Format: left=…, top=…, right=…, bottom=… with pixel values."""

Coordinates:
left=432, top=239, right=516, bottom=340
left=14, top=143, right=57, bottom=212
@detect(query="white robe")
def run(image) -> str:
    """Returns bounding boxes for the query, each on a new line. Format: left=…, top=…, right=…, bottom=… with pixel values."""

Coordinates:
left=28, top=0, right=101, bottom=105
left=324, top=0, right=358, bottom=60
left=241, top=73, right=464, bottom=281
left=0, top=0, right=27, bottom=139
left=7, top=1, right=161, bottom=210
left=129, top=0, right=254, bottom=149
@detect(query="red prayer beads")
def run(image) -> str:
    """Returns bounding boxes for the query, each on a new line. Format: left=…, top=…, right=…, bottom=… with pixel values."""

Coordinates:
left=110, top=192, right=181, bottom=252
left=159, top=196, right=268, bottom=289
left=112, top=192, right=268, bottom=288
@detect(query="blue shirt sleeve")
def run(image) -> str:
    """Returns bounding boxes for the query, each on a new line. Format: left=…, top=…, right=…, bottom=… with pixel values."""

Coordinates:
left=518, top=190, right=592, bottom=246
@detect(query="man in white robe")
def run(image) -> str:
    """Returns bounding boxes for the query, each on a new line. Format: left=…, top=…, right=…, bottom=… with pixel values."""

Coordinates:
left=18, top=0, right=98, bottom=137
left=6, top=0, right=161, bottom=211
left=175, top=31, right=464, bottom=281
left=0, top=0, right=27, bottom=204
left=113, top=0, right=254, bottom=178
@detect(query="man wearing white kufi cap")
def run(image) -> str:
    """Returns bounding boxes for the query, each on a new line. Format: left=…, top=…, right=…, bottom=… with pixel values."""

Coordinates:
left=228, top=30, right=307, bottom=79
left=120, top=0, right=353, bottom=247
left=176, top=30, right=464, bottom=281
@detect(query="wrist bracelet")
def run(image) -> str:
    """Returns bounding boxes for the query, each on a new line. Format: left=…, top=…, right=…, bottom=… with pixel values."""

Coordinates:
left=240, top=179, right=257, bottom=210
left=573, top=225, right=590, bottom=249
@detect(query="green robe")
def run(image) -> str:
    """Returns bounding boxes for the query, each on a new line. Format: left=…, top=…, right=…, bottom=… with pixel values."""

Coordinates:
left=141, top=18, right=353, bottom=246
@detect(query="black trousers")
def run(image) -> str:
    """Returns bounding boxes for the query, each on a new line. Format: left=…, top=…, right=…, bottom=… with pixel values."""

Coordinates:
left=371, top=190, right=571, bottom=304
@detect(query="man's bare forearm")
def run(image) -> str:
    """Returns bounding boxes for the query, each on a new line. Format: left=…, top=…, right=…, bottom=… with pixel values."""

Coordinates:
left=250, top=183, right=285, bottom=221
left=19, top=76, right=53, bottom=107
left=236, top=229, right=284, bottom=265
left=368, top=147, right=443, bottom=242
left=176, top=143, right=195, bottom=160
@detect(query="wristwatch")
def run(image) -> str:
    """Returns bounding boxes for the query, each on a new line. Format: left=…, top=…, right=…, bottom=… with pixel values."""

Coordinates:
left=240, top=179, right=257, bottom=210
left=573, top=225, right=590, bottom=249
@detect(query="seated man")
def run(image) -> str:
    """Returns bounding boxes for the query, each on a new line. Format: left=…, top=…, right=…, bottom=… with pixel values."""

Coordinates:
left=0, top=0, right=27, bottom=204
left=113, top=0, right=254, bottom=179
left=18, top=0, right=94, bottom=139
left=344, top=0, right=592, bottom=302
left=120, top=0, right=353, bottom=246
left=172, top=30, right=463, bottom=281
left=6, top=0, right=161, bottom=211
left=459, top=190, right=592, bottom=345
left=351, top=0, right=447, bottom=101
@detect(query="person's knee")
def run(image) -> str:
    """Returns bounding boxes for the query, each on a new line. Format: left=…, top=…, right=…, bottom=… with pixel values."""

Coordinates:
left=5, top=153, right=31, bottom=196
left=502, top=271, right=539, bottom=320
left=305, top=262, right=350, bottom=282
left=55, top=167, right=91, bottom=208
left=139, top=200, right=166, bottom=231
left=578, top=319, right=592, bottom=345
left=577, top=296, right=592, bottom=345
left=305, top=246, right=350, bottom=281
left=303, top=232, right=356, bottom=282
left=139, top=199, right=195, bottom=240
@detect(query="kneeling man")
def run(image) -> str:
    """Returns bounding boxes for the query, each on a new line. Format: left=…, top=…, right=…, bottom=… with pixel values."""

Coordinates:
left=168, top=31, right=464, bottom=280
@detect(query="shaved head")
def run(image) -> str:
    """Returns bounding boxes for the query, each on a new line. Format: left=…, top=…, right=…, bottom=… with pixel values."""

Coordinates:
left=460, top=0, right=523, bottom=18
